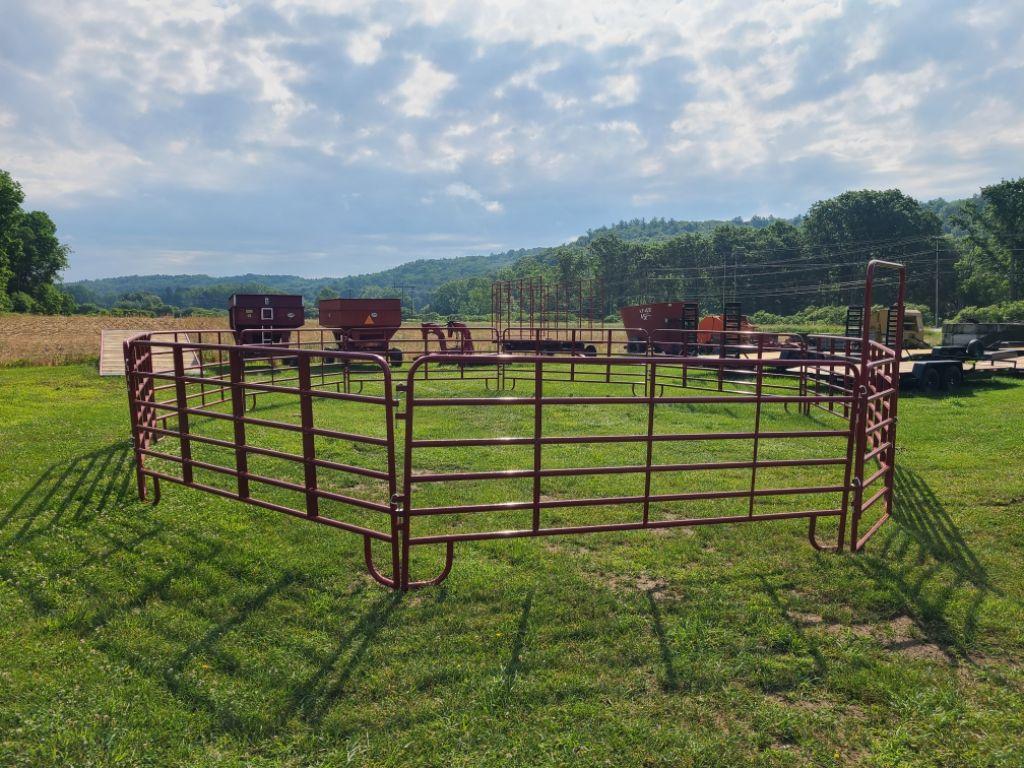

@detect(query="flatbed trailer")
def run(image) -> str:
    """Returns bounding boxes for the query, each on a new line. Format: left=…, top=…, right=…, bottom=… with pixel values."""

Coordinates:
left=899, top=347, right=1024, bottom=391
left=846, top=303, right=1024, bottom=391
left=500, top=335, right=598, bottom=356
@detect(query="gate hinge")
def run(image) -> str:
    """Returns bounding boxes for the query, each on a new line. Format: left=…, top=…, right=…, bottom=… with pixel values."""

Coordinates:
left=390, top=494, right=407, bottom=517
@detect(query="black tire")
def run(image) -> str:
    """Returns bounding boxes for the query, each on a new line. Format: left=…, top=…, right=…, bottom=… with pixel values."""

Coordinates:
left=388, top=348, right=404, bottom=366
left=922, top=366, right=942, bottom=392
left=584, top=345, right=597, bottom=357
left=943, top=365, right=964, bottom=389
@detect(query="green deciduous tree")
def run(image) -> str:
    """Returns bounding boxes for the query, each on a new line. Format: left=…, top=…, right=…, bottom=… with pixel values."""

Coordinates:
left=0, top=170, right=22, bottom=305
left=955, top=178, right=1024, bottom=300
left=8, top=210, right=70, bottom=296
left=0, top=169, right=74, bottom=313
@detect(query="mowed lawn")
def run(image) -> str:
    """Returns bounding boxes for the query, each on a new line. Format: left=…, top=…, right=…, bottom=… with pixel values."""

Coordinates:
left=1, top=362, right=1023, bottom=767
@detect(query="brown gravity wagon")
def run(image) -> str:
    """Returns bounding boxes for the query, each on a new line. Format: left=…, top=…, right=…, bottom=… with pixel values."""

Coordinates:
left=228, top=293, right=304, bottom=345
left=318, top=297, right=405, bottom=364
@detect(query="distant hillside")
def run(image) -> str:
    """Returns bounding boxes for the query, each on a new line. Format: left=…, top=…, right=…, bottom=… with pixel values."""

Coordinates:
left=67, top=248, right=533, bottom=311
left=66, top=197, right=970, bottom=314
left=578, top=199, right=968, bottom=245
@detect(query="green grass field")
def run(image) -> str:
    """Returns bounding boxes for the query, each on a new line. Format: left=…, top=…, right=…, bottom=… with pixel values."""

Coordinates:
left=1, top=362, right=1023, bottom=767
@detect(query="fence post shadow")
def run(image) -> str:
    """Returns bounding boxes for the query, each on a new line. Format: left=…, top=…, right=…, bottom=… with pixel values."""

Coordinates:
left=279, top=590, right=404, bottom=729
left=646, top=590, right=679, bottom=691
left=503, top=589, right=534, bottom=692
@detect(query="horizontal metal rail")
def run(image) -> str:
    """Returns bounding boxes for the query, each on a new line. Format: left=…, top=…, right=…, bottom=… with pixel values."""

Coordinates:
left=124, top=263, right=904, bottom=591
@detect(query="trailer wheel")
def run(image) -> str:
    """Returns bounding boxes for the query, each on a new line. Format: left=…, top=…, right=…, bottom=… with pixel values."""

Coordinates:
left=388, top=348, right=404, bottom=366
left=922, top=367, right=942, bottom=392
left=943, top=365, right=964, bottom=389
left=584, top=345, right=597, bottom=357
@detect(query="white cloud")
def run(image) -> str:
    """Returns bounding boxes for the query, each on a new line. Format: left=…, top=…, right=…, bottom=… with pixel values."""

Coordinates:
left=594, top=73, right=639, bottom=106
left=2, top=0, right=1023, bottom=279
left=631, top=192, right=666, bottom=206
left=846, top=23, right=884, bottom=70
left=3, top=139, right=145, bottom=203
left=392, top=56, right=456, bottom=117
left=347, top=23, right=390, bottom=65
left=444, top=182, right=503, bottom=213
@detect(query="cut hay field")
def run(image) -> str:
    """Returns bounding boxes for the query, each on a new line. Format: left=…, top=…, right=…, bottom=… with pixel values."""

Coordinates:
left=0, top=314, right=339, bottom=368
left=1, top=361, right=1023, bottom=767
left=0, top=313, right=230, bottom=367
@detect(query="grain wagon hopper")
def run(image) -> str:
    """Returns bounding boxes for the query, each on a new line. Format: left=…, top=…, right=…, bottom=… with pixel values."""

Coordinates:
left=228, top=293, right=305, bottom=345
left=619, top=301, right=700, bottom=354
left=318, top=297, right=404, bottom=364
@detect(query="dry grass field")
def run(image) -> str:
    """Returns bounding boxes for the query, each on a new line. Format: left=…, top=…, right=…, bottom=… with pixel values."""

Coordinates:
left=0, top=313, right=230, bottom=367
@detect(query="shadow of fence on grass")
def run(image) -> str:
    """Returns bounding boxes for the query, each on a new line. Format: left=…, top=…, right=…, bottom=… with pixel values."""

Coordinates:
left=503, top=590, right=534, bottom=692
left=849, top=465, right=1004, bottom=661
left=1, top=441, right=401, bottom=738
left=0, top=442, right=134, bottom=546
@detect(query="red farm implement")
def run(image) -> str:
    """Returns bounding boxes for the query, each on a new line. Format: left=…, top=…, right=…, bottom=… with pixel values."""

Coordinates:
left=124, top=261, right=906, bottom=589
left=318, top=297, right=405, bottom=365
left=228, top=293, right=304, bottom=346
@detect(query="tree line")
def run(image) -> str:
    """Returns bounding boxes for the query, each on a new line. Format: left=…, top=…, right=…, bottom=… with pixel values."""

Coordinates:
left=7, top=164, right=1024, bottom=325
left=0, top=170, right=74, bottom=313
left=432, top=181, right=1024, bottom=323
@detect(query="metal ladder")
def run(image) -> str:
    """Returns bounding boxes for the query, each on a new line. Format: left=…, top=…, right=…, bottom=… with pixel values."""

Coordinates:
left=723, top=302, right=742, bottom=357
left=844, top=306, right=864, bottom=339
left=884, top=304, right=900, bottom=348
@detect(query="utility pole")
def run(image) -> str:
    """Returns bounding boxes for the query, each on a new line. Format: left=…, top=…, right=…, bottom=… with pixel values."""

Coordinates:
left=721, top=251, right=735, bottom=313
left=934, top=236, right=940, bottom=328
left=732, top=249, right=738, bottom=301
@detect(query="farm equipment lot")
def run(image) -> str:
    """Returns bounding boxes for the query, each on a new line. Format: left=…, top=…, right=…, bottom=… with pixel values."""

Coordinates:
left=1, top=363, right=1023, bottom=767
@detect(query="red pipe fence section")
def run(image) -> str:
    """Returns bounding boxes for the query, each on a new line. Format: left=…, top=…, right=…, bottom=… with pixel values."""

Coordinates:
left=123, top=261, right=905, bottom=590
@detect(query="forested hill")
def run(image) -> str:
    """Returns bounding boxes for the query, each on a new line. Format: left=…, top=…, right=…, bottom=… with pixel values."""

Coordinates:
left=577, top=198, right=971, bottom=244
left=66, top=248, right=534, bottom=312
left=576, top=215, right=795, bottom=243
left=63, top=189, right=1006, bottom=320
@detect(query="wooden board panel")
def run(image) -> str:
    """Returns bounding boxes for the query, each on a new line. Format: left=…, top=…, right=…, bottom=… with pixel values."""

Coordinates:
left=99, top=330, right=200, bottom=376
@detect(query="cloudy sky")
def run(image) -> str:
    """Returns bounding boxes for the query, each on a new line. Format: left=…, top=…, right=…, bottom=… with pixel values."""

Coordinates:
left=1, top=0, right=1022, bottom=280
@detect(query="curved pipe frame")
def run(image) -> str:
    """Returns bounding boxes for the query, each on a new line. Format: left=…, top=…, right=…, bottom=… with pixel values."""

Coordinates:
left=807, top=514, right=845, bottom=553
left=363, top=537, right=454, bottom=590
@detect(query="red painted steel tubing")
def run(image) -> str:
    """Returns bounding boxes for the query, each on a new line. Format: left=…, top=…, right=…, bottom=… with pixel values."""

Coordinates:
left=124, top=270, right=903, bottom=589
left=409, top=509, right=844, bottom=545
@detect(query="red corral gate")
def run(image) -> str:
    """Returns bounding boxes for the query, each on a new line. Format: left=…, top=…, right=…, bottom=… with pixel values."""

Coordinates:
left=124, top=262, right=905, bottom=589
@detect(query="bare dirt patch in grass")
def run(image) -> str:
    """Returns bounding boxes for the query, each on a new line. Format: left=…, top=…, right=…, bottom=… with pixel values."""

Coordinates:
left=786, top=610, right=952, bottom=663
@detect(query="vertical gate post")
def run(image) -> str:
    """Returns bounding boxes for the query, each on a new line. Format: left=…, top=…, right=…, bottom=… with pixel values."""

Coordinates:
left=124, top=338, right=148, bottom=501
left=532, top=359, right=543, bottom=532
left=747, top=338, right=764, bottom=517
left=172, top=344, right=194, bottom=485
left=642, top=361, right=657, bottom=525
left=296, top=353, right=319, bottom=518
left=400, top=366, right=416, bottom=590
left=384, top=360, right=401, bottom=589
left=228, top=347, right=250, bottom=500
